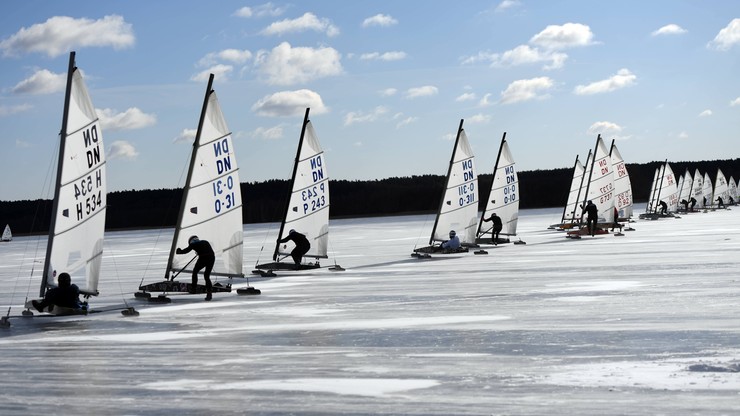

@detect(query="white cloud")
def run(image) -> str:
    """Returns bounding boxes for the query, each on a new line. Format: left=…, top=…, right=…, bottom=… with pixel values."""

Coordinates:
left=479, top=93, right=493, bottom=107
left=360, top=51, right=407, bottom=61
left=698, top=109, right=712, bottom=117
left=573, top=69, right=636, bottom=95
left=651, top=24, right=687, bottom=36
left=708, top=18, right=740, bottom=51
left=405, top=85, right=438, bottom=99
left=588, top=121, right=623, bottom=135
left=250, top=125, right=284, bottom=140
left=251, top=89, right=328, bottom=117
left=16, top=139, right=32, bottom=148
left=107, top=140, right=139, bottom=160
left=678, top=131, right=689, bottom=139
left=233, top=3, right=287, bottom=18
left=455, top=92, right=476, bottom=102
left=97, top=107, right=156, bottom=131
left=496, top=0, right=522, bottom=12
left=173, top=128, right=197, bottom=144
left=11, top=69, right=66, bottom=95
left=530, top=23, right=595, bottom=50
left=362, top=14, right=398, bottom=28
left=198, top=49, right=252, bottom=67
left=260, top=12, right=339, bottom=37
left=462, top=45, right=568, bottom=70
left=468, top=113, right=491, bottom=123
left=500, top=77, right=554, bottom=104
left=191, top=64, right=234, bottom=82
left=731, top=97, right=740, bottom=106
left=490, top=45, right=568, bottom=70
left=0, top=15, right=134, bottom=58
left=379, top=88, right=397, bottom=97
left=344, top=106, right=388, bottom=126
left=0, top=103, right=32, bottom=116
left=395, top=116, right=418, bottom=129
left=255, top=42, right=342, bottom=86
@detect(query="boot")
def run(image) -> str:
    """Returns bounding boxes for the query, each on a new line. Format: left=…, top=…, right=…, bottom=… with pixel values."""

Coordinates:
left=204, top=293, right=212, bottom=301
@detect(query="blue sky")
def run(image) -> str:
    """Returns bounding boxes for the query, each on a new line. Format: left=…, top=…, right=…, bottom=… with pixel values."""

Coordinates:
left=1, top=1, right=739, bottom=201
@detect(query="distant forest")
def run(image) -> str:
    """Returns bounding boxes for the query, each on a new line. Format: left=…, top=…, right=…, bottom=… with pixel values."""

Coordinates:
left=2, top=158, right=738, bottom=235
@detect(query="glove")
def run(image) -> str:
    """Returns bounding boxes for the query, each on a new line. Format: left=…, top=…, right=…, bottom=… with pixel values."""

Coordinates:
left=176, top=248, right=183, bottom=254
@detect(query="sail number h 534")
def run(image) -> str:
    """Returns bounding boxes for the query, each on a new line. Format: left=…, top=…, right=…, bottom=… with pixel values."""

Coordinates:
left=70, top=124, right=105, bottom=222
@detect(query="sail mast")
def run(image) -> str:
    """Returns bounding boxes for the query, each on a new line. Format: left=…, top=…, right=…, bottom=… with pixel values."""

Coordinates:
left=653, top=160, right=668, bottom=214
left=476, top=132, right=506, bottom=236
left=273, top=108, right=311, bottom=261
left=429, top=119, right=464, bottom=245
left=571, top=149, right=591, bottom=223
left=165, top=74, right=215, bottom=279
left=40, top=51, right=76, bottom=297
left=579, top=135, right=602, bottom=216
left=561, top=154, right=580, bottom=223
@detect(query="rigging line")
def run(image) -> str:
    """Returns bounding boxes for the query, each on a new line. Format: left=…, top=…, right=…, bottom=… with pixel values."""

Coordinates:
left=12, top=137, right=62, bottom=315
left=254, top=159, right=294, bottom=267
left=140, top=149, right=192, bottom=280
left=103, top=236, right=133, bottom=308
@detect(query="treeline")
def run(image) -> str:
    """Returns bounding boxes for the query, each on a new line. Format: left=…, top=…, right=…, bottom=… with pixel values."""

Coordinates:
left=2, top=159, right=738, bottom=235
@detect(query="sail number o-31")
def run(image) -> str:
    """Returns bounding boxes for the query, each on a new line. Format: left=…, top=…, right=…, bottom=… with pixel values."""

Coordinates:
left=212, top=175, right=236, bottom=213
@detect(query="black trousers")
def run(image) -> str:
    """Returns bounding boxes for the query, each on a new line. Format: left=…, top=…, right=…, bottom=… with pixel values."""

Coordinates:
left=193, top=254, right=215, bottom=293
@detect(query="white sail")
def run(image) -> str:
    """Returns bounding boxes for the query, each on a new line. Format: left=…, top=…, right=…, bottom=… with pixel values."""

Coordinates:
left=646, top=167, right=660, bottom=213
left=430, top=120, right=478, bottom=245
left=691, top=169, right=703, bottom=207
left=1, top=224, right=11, bottom=242
left=582, top=135, right=614, bottom=223
left=562, top=153, right=589, bottom=223
left=609, top=143, right=633, bottom=219
left=274, top=108, right=330, bottom=261
left=677, top=169, right=693, bottom=208
left=660, top=163, right=679, bottom=212
left=41, top=52, right=106, bottom=296
left=477, top=133, right=518, bottom=238
left=702, top=172, right=713, bottom=207
left=167, top=74, right=243, bottom=278
left=678, top=168, right=694, bottom=203
left=712, top=168, right=729, bottom=206
left=729, top=175, right=738, bottom=202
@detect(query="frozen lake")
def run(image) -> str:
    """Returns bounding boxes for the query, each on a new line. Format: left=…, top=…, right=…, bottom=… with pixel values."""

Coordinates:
left=1, top=207, right=740, bottom=415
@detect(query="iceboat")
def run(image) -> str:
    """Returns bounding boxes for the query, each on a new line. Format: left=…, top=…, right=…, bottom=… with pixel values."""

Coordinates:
left=566, top=135, right=616, bottom=238
left=136, top=74, right=254, bottom=301
left=711, top=168, right=729, bottom=209
left=253, top=108, right=342, bottom=276
left=609, top=141, right=634, bottom=233
left=1, top=224, right=11, bottom=242
left=639, top=161, right=679, bottom=220
left=20, top=52, right=107, bottom=317
left=412, top=119, right=477, bottom=256
left=475, top=132, right=520, bottom=246
left=549, top=151, right=590, bottom=231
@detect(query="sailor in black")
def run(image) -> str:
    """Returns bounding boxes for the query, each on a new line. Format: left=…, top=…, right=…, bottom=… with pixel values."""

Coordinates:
left=176, top=235, right=215, bottom=301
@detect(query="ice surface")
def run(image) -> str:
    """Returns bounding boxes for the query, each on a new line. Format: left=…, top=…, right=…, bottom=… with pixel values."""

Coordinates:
left=1, top=207, right=740, bottom=415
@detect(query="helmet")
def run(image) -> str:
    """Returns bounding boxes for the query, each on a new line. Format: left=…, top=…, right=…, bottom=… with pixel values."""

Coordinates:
left=58, top=272, right=71, bottom=288
left=289, top=229, right=296, bottom=234
left=449, top=230, right=456, bottom=237
left=188, top=235, right=199, bottom=244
